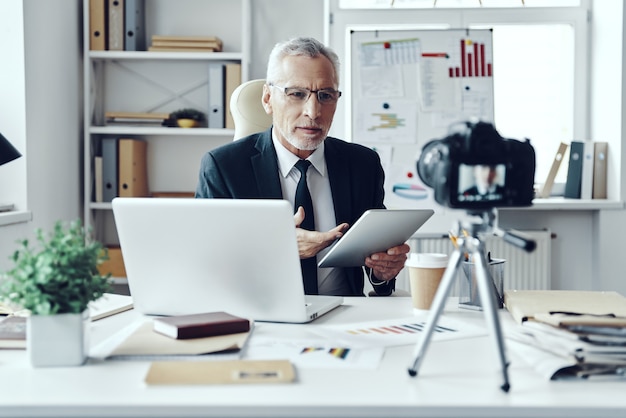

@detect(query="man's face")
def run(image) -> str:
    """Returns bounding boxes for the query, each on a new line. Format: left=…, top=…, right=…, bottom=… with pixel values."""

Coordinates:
left=262, top=55, right=339, bottom=157
left=474, top=165, right=497, bottom=187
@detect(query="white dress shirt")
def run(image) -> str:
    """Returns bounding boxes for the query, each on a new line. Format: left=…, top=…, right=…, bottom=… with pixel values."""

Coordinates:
left=271, top=133, right=350, bottom=295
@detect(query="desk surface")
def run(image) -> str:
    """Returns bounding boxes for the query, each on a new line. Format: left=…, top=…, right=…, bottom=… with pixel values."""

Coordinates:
left=1, top=296, right=625, bottom=418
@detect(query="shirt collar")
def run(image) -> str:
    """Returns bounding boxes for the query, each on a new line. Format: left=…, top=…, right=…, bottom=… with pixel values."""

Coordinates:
left=271, top=129, right=327, bottom=178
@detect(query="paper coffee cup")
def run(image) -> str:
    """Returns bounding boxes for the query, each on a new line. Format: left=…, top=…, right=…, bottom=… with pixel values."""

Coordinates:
left=406, top=253, right=449, bottom=310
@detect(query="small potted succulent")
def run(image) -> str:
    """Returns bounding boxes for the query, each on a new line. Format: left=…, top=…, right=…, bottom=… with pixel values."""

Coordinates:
left=1, top=219, right=112, bottom=367
left=169, top=108, right=207, bottom=128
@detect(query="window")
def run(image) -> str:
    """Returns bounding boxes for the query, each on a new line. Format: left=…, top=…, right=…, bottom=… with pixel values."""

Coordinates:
left=326, top=0, right=589, bottom=187
left=491, top=24, right=575, bottom=184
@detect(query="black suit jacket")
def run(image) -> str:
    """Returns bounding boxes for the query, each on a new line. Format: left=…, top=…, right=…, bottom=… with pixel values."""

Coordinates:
left=195, top=128, right=395, bottom=296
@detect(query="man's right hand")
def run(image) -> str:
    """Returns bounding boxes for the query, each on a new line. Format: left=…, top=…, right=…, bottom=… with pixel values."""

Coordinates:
left=293, top=206, right=348, bottom=259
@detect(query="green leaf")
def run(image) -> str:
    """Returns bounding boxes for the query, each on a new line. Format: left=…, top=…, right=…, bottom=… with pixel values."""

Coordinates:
left=0, top=219, right=112, bottom=315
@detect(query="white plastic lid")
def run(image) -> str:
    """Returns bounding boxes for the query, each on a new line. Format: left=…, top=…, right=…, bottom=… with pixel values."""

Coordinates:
left=405, top=252, right=449, bottom=268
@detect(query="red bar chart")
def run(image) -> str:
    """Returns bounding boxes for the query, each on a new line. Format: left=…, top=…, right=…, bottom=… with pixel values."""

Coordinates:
left=450, top=38, right=492, bottom=78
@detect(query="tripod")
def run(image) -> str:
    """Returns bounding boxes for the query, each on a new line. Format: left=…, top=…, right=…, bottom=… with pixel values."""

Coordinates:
left=407, top=208, right=535, bottom=393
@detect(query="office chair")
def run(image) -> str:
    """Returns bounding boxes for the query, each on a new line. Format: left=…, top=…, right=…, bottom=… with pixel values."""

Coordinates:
left=229, top=79, right=273, bottom=140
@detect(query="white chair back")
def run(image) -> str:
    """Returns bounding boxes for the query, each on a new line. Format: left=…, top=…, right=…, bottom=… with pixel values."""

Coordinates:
left=229, top=79, right=273, bottom=140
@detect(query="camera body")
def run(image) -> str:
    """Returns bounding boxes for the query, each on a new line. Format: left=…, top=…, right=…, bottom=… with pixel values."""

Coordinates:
left=416, top=121, right=535, bottom=210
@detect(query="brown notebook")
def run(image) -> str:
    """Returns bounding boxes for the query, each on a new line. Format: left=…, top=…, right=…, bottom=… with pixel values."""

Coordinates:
left=153, top=311, right=251, bottom=340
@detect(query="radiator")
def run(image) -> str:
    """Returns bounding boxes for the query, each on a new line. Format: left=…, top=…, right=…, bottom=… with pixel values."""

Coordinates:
left=398, top=230, right=552, bottom=295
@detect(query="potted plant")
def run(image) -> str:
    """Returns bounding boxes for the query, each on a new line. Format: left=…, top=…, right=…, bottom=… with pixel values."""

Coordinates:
left=168, top=108, right=207, bottom=128
left=0, top=219, right=112, bottom=367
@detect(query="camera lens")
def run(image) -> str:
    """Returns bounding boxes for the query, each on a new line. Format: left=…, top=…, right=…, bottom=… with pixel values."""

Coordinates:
left=417, top=140, right=446, bottom=188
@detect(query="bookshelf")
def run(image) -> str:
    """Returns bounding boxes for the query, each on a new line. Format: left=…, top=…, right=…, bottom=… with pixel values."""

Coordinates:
left=82, top=0, right=251, bottom=282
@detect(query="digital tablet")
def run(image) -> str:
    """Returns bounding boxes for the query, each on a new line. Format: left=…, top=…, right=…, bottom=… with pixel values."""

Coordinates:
left=317, top=209, right=434, bottom=268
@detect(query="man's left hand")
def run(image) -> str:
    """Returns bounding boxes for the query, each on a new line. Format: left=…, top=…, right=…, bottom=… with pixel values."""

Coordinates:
left=365, top=243, right=411, bottom=281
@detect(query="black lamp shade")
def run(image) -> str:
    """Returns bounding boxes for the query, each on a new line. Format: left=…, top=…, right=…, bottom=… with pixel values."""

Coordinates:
left=0, top=133, right=22, bottom=166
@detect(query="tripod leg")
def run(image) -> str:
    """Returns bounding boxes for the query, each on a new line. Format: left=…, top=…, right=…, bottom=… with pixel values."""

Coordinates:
left=408, top=248, right=464, bottom=376
left=472, top=249, right=511, bottom=393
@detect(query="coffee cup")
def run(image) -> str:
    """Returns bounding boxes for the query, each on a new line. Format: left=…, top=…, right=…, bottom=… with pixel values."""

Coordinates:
left=405, top=253, right=449, bottom=310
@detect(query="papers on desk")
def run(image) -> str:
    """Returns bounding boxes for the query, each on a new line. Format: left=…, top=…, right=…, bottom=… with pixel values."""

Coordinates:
left=310, top=314, right=487, bottom=348
left=504, top=290, right=626, bottom=380
left=245, top=336, right=385, bottom=370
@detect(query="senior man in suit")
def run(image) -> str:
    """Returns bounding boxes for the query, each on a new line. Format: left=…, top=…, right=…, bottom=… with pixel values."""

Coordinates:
left=195, top=37, right=409, bottom=296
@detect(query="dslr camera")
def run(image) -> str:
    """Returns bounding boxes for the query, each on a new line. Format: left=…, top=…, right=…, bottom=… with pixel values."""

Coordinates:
left=416, top=121, right=536, bottom=210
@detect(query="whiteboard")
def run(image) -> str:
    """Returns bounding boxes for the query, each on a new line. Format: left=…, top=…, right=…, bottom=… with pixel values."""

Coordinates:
left=345, top=28, right=494, bottom=231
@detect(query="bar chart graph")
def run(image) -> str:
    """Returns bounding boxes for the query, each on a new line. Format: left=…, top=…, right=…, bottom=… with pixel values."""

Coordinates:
left=450, top=38, right=493, bottom=78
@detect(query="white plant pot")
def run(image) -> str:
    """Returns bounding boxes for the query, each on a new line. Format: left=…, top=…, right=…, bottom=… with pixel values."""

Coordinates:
left=27, top=310, right=89, bottom=367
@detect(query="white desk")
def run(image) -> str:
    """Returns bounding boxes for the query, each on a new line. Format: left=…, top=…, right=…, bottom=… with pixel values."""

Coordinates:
left=1, top=297, right=624, bottom=418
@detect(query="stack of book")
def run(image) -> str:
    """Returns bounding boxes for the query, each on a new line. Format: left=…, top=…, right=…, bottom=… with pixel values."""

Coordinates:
left=504, top=290, right=626, bottom=380
left=148, top=35, right=223, bottom=52
left=105, top=111, right=169, bottom=126
left=90, top=311, right=253, bottom=361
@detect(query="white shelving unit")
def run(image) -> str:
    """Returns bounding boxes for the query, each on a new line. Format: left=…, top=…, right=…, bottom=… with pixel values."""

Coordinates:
left=82, top=0, right=251, bottom=275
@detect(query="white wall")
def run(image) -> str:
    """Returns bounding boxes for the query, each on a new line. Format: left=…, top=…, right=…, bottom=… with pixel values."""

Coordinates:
left=592, top=1, right=626, bottom=294
left=249, top=0, right=324, bottom=80
left=0, top=0, right=625, bottom=296
left=0, top=0, right=81, bottom=271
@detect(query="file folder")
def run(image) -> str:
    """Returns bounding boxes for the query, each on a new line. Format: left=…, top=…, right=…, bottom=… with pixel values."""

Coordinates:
left=225, top=63, right=242, bottom=130
left=102, top=137, right=119, bottom=202
left=208, top=63, right=225, bottom=128
left=592, top=142, right=608, bottom=199
left=124, top=0, right=146, bottom=51
left=94, top=156, right=104, bottom=203
left=89, top=0, right=107, bottom=51
left=580, top=140, right=595, bottom=199
left=118, top=138, right=149, bottom=197
left=564, top=141, right=584, bottom=198
left=538, top=142, right=567, bottom=198
left=108, top=0, right=124, bottom=51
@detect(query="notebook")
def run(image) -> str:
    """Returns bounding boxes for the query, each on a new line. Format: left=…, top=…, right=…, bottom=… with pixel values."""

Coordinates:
left=111, top=198, right=343, bottom=323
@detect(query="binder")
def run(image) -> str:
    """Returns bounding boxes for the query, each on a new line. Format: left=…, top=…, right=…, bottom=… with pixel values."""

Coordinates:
left=94, top=156, right=104, bottom=202
left=580, top=140, right=595, bottom=199
left=208, top=63, right=225, bottom=128
left=102, top=137, right=119, bottom=202
left=108, top=0, right=124, bottom=51
left=592, top=141, right=608, bottom=199
left=564, top=141, right=584, bottom=198
left=118, top=138, right=149, bottom=197
left=538, top=142, right=568, bottom=198
left=89, top=0, right=107, bottom=51
left=124, top=0, right=146, bottom=51
left=225, top=63, right=242, bottom=130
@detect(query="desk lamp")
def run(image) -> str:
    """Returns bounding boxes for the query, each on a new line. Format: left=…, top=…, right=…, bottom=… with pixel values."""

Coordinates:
left=0, top=132, right=22, bottom=166
left=0, top=132, right=22, bottom=212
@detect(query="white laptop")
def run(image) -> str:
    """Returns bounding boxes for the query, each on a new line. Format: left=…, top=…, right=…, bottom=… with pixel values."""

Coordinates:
left=111, top=197, right=343, bottom=323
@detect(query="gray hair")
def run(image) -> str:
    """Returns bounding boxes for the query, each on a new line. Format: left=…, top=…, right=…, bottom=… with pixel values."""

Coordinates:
left=266, top=37, right=340, bottom=86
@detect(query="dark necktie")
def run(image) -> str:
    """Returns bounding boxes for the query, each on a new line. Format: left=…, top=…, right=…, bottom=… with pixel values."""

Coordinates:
left=294, top=159, right=318, bottom=295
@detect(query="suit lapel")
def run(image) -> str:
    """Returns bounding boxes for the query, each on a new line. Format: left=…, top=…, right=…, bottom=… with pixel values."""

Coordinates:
left=251, top=130, right=283, bottom=198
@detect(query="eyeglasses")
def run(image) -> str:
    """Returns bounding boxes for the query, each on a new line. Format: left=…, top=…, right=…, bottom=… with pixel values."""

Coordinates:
left=269, top=84, right=342, bottom=105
